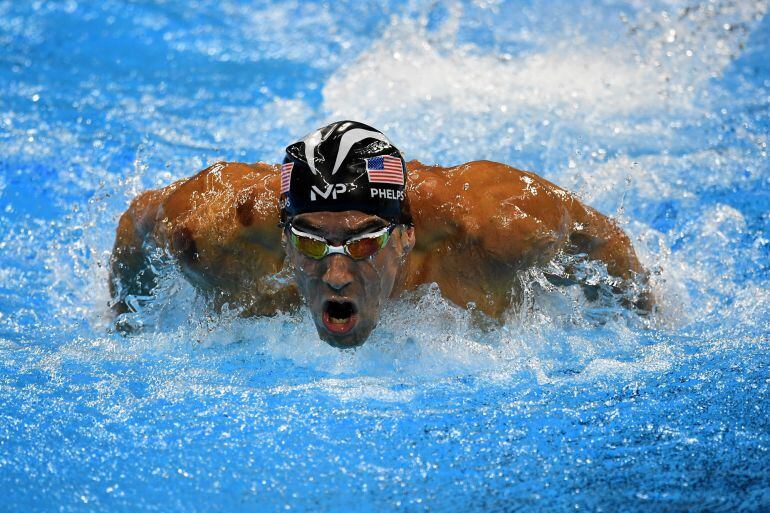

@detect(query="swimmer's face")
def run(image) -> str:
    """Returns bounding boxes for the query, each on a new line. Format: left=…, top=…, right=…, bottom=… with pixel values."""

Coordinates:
left=283, top=211, right=414, bottom=348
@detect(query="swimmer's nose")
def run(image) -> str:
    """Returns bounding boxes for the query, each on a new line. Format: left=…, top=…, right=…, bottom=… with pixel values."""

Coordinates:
left=322, top=254, right=354, bottom=291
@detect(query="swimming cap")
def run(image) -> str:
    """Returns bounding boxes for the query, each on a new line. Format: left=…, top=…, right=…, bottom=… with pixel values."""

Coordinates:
left=279, top=120, right=411, bottom=225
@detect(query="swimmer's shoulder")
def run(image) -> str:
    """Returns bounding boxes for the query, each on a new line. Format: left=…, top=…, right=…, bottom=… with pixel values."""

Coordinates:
left=169, top=161, right=279, bottom=198
left=119, top=161, right=281, bottom=247
left=406, top=159, right=575, bottom=262
left=155, top=161, right=280, bottom=218
left=406, top=158, right=570, bottom=213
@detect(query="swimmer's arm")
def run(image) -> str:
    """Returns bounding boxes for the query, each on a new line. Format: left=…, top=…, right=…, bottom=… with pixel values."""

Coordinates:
left=110, top=161, right=296, bottom=318
left=488, top=164, right=646, bottom=281
left=109, top=188, right=167, bottom=314
left=108, top=166, right=209, bottom=314
left=561, top=200, right=655, bottom=311
left=468, top=162, right=653, bottom=312
left=567, top=203, right=645, bottom=279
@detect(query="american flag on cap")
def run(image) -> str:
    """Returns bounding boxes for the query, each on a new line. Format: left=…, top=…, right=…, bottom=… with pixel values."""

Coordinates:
left=280, top=162, right=293, bottom=193
left=365, top=155, right=404, bottom=185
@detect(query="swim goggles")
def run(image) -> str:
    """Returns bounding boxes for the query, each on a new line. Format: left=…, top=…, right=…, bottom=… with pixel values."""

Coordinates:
left=289, top=224, right=395, bottom=260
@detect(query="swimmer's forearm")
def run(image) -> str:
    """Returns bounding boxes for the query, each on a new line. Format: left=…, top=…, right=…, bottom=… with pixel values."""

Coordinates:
left=109, top=161, right=289, bottom=316
left=109, top=190, right=166, bottom=313
left=570, top=206, right=645, bottom=278
left=566, top=204, right=654, bottom=311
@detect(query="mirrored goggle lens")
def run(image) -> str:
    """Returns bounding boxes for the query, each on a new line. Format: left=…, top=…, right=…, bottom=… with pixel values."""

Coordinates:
left=346, top=232, right=389, bottom=260
left=291, top=232, right=328, bottom=259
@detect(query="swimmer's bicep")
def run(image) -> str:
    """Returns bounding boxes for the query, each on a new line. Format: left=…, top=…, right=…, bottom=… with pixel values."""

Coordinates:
left=478, top=183, right=571, bottom=266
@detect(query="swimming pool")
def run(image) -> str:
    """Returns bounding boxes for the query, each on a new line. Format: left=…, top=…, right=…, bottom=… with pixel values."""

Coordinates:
left=1, top=0, right=768, bottom=511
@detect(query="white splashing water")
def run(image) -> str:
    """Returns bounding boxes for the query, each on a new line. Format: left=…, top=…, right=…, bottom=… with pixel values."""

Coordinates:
left=28, top=0, right=768, bottom=400
left=2, top=2, right=769, bottom=510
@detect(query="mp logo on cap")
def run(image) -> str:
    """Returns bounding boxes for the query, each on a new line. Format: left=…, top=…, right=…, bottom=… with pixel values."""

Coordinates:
left=310, top=183, right=347, bottom=201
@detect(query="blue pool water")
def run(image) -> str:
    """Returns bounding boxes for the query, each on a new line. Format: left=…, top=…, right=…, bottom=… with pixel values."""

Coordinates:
left=1, top=0, right=769, bottom=511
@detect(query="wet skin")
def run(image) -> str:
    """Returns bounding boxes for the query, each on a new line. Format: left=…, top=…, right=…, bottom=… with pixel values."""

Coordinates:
left=109, top=160, right=653, bottom=345
left=284, top=212, right=414, bottom=348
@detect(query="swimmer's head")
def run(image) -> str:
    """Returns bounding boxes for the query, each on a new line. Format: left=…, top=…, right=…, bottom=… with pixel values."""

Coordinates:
left=279, top=120, right=412, bottom=226
left=280, top=121, right=414, bottom=348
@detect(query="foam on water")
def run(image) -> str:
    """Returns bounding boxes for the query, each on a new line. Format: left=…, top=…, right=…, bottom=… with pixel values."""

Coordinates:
left=1, top=0, right=769, bottom=511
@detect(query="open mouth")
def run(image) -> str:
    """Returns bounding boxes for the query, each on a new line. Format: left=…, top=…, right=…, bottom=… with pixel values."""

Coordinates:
left=321, top=300, right=359, bottom=335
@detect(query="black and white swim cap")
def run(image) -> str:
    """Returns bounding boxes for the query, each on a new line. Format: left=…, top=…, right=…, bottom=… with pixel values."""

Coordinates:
left=279, top=120, right=411, bottom=225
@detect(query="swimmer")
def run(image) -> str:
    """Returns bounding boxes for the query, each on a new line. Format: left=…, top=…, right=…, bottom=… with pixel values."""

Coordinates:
left=110, top=120, right=653, bottom=347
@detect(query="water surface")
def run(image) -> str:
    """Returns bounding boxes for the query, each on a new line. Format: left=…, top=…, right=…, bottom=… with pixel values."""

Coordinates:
left=1, top=1, right=769, bottom=511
